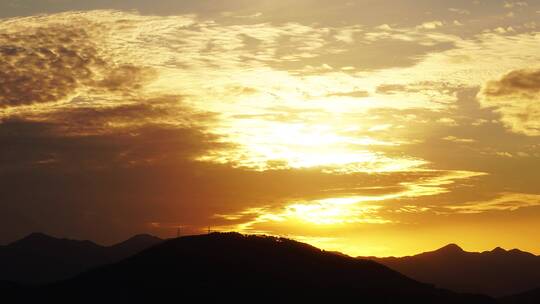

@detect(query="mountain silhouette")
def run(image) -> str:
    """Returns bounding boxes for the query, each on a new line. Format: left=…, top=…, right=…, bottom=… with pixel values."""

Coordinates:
left=0, top=233, right=162, bottom=284
left=25, top=233, right=495, bottom=303
left=434, top=243, right=465, bottom=255
left=363, top=244, right=540, bottom=297
left=500, top=287, right=540, bottom=304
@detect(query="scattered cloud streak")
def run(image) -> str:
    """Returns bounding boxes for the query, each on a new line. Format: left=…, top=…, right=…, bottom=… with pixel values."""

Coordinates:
left=446, top=193, right=540, bottom=214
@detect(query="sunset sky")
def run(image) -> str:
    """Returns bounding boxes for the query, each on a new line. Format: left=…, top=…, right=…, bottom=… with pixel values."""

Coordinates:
left=1, top=0, right=540, bottom=257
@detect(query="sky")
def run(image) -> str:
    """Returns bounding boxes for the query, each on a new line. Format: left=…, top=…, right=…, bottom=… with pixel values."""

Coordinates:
left=1, top=0, right=539, bottom=257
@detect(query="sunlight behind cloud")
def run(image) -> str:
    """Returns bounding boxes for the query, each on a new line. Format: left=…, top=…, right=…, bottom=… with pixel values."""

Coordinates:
left=198, top=120, right=426, bottom=172
left=215, top=169, right=486, bottom=242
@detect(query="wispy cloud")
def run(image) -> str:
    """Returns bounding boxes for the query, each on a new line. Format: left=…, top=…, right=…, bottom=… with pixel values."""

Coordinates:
left=442, top=136, right=475, bottom=143
left=446, top=193, right=540, bottom=214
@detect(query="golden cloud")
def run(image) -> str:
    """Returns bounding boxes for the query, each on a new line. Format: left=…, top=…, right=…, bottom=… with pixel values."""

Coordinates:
left=0, top=17, right=156, bottom=109
left=478, top=69, right=540, bottom=136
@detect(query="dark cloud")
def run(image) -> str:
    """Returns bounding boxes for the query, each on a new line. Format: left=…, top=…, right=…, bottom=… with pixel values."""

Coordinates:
left=0, top=97, right=220, bottom=170
left=479, top=69, right=540, bottom=136
left=0, top=22, right=156, bottom=107
left=42, top=95, right=204, bottom=135
left=481, top=69, right=540, bottom=98
left=0, top=26, right=100, bottom=107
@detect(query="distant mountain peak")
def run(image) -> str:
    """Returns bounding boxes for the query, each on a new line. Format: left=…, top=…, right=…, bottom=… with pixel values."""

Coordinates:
left=507, top=248, right=536, bottom=257
left=491, top=246, right=507, bottom=254
left=10, top=232, right=56, bottom=245
left=364, top=243, right=540, bottom=297
left=434, top=243, right=464, bottom=254
left=1, top=233, right=165, bottom=285
left=9, top=232, right=102, bottom=252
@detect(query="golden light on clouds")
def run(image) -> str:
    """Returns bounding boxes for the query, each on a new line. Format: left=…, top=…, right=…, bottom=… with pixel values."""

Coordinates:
left=217, top=196, right=391, bottom=229
left=479, top=69, right=540, bottom=136
left=1, top=1, right=540, bottom=257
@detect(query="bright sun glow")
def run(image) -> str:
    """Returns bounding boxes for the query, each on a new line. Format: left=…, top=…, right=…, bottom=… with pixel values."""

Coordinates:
left=284, top=197, right=389, bottom=225
left=199, top=119, right=427, bottom=173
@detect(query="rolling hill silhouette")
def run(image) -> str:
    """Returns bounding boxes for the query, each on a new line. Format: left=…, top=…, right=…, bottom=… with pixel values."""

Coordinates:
left=27, top=233, right=495, bottom=303
left=500, top=287, right=540, bottom=304
left=363, top=244, right=540, bottom=297
left=0, top=232, right=162, bottom=284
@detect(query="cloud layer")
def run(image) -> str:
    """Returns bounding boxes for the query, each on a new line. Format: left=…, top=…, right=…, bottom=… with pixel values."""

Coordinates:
left=0, top=4, right=539, bottom=256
